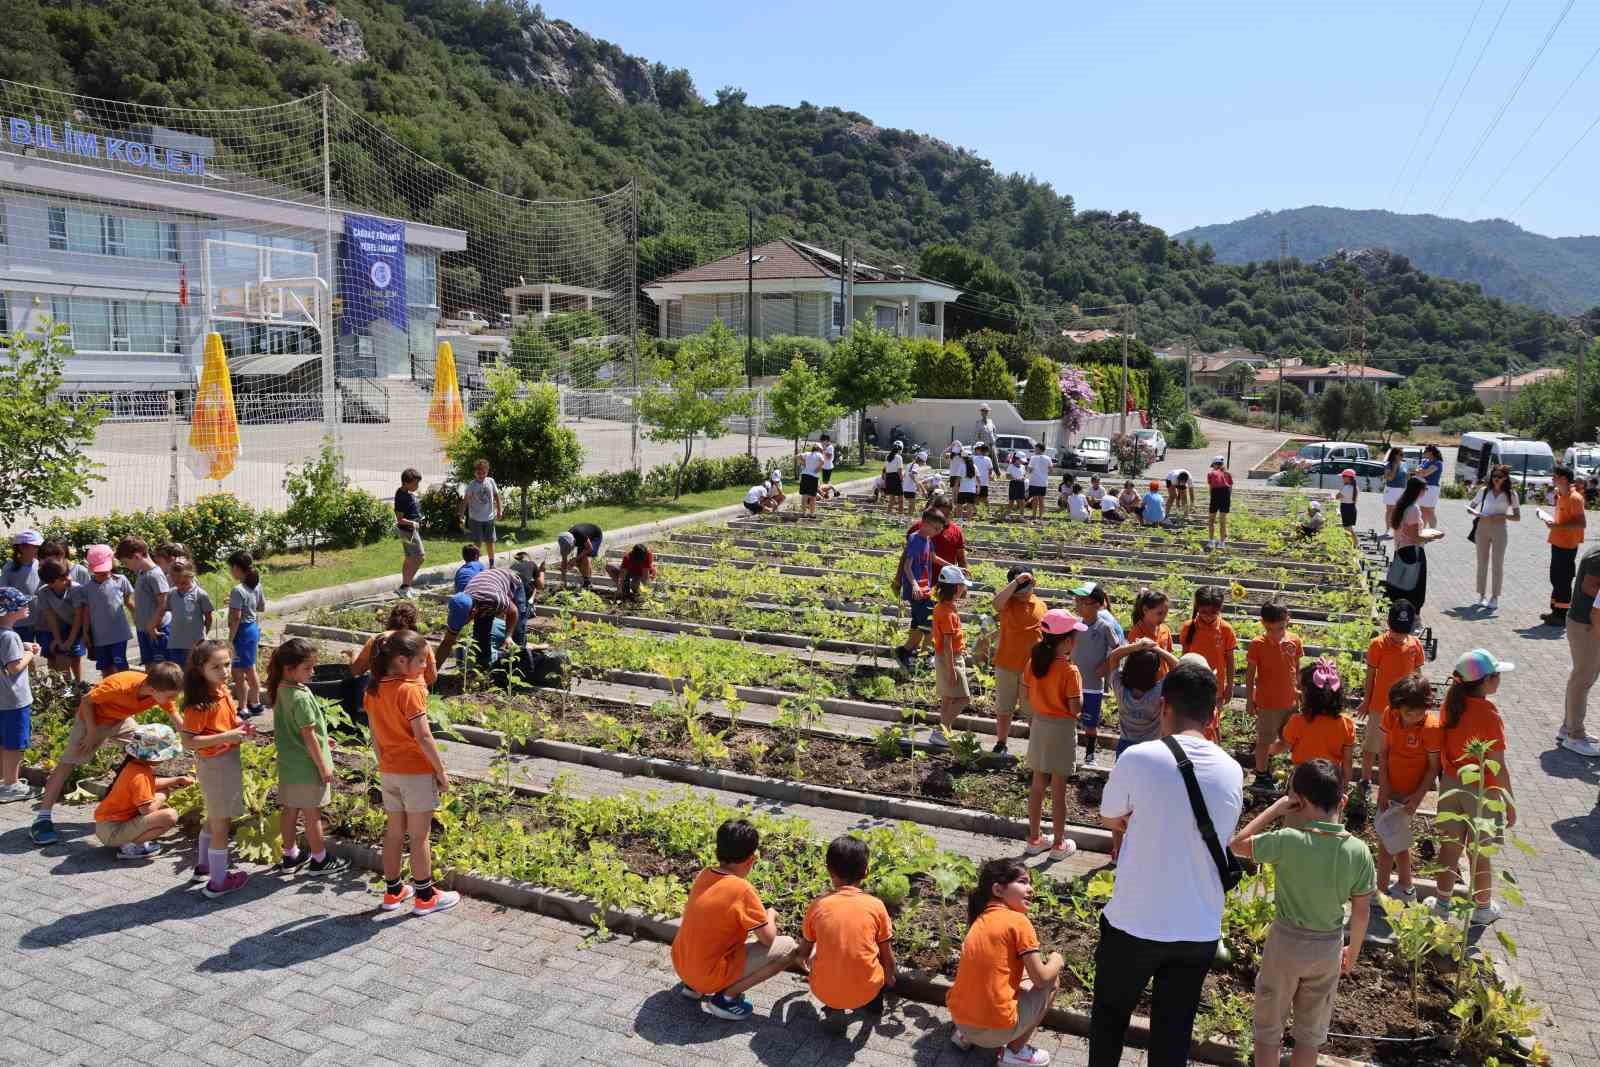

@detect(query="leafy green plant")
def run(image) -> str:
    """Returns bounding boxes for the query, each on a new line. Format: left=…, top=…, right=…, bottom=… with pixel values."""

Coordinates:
left=946, top=728, right=984, bottom=770
left=873, top=871, right=911, bottom=909
left=0, top=323, right=106, bottom=524
left=873, top=724, right=907, bottom=760
left=1379, top=896, right=1461, bottom=1011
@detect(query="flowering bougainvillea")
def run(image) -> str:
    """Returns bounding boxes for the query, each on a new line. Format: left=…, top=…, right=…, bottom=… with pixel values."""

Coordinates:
left=1058, top=366, right=1098, bottom=434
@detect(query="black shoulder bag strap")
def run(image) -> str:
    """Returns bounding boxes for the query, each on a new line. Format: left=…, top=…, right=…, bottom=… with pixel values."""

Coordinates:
left=1161, top=736, right=1243, bottom=891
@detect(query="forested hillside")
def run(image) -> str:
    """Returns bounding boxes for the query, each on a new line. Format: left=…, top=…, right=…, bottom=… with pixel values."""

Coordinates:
left=1, top=0, right=1591, bottom=398
left=1177, top=207, right=1600, bottom=316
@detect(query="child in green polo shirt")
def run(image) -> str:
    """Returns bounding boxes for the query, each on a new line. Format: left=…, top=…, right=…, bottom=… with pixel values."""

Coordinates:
left=1231, top=759, right=1375, bottom=1067
left=266, top=638, right=347, bottom=876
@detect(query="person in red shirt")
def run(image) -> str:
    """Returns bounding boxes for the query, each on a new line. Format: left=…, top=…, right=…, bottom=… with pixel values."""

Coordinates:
left=1205, top=456, right=1234, bottom=548
left=605, top=543, right=656, bottom=600
left=907, top=496, right=968, bottom=569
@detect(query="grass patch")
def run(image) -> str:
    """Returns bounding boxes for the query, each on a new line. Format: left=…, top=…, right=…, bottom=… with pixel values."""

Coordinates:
left=203, top=463, right=871, bottom=605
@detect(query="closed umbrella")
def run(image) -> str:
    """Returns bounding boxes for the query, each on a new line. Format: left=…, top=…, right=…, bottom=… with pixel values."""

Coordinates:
left=427, top=340, right=466, bottom=450
left=186, top=332, right=240, bottom=480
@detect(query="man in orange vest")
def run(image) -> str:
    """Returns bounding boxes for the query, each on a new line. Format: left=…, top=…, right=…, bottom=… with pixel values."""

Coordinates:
left=1543, top=464, right=1587, bottom=627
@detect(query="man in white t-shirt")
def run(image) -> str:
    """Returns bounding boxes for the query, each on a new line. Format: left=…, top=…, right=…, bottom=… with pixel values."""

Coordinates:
left=743, top=483, right=772, bottom=515
left=1091, top=661, right=1243, bottom=1067
left=1025, top=444, right=1053, bottom=519
left=819, top=433, right=836, bottom=484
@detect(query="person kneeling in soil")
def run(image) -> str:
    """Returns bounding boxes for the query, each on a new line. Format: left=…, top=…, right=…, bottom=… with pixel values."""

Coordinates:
left=947, top=858, right=1064, bottom=1066
left=348, top=602, right=439, bottom=689
left=799, top=835, right=896, bottom=1032
left=672, top=818, right=801, bottom=1019
left=605, top=544, right=656, bottom=600
left=92, top=724, right=191, bottom=861
left=1231, top=759, right=1374, bottom=1067
left=1022, top=609, right=1086, bottom=858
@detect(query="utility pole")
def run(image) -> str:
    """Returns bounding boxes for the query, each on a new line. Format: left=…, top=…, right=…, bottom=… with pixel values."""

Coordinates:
left=1275, top=230, right=1287, bottom=433
left=1119, top=305, right=1131, bottom=436
left=746, top=205, right=755, bottom=457
left=1577, top=333, right=1588, bottom=443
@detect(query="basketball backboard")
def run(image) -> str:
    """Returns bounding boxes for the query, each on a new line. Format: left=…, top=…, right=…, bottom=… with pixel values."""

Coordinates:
left=203, top=238, right=328, bottom=329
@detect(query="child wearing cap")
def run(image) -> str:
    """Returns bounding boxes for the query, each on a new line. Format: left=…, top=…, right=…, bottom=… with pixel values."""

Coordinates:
left=1430, top=650, right=1516, bottom=926
left=1025, top=443, right=1051, bottom=519
left=1005, top=451, right=1028, bottom=520
left=973, top=443, right=995, bottom=518
left=78, top=543, right=135, bottom=675
left=0, top=586, right=40, bottom=803
left=1374, top=672, right=1441, bottom=902
left=1298, top=500, right=1326, bottom=538
left=1205, top=457, right=1233, bottom=549
left=945, top=441, right=965, bottom=496
left=1071, top=583, right=1120, bottom=767
left=1245, top=601, right=1303, bottom=792
left=904, top=451, right=926, bottom=510
left=671, top=818, right=801, bottom=1019
left=1357, top=599, right=1425, bottom=795
left=1274, top=661, right=1357, bottom=819
left=954, top=451, right=980, bottom=522
left=1338, top=469, right=1360, bottom=546
left=1023, top=608, right=1086, bottom=856
left=35, top=561, right=85, bottom=680
left=1179, top=586, right=1236, bottom=733
left=30, top=661, right=184, bottom=845
left=882, top=442, right=906, bottom=515
left=1140, top=480, right=1167, bottom=525
left=929, top=564, right=971, bottom=747
left=93, top=723, right=193, bottom=861
left=799, top=835, right=896, bottom=1030
left=115, top=536, right=172, bottom=667
left=1230, top=759, right=1375, bottom=1067
left=1, top=530, right=42, bottom=645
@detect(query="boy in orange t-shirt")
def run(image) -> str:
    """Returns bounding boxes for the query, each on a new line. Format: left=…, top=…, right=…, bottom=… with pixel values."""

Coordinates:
left=799, top=835, right=896, bottom=1030
left=1374, top=673, right=1442, bottom=901
left=1274, top=660, right=1356, bottom=801
left=1543, top=465, right=1587, bottom=625
left=672, top=818, right=801, bottom=1020
left=1358, top=600, right=1425, bottom=793
left=1245, top=601, right=1303, bottom=791
left=93, top=723, right=192, bottom=860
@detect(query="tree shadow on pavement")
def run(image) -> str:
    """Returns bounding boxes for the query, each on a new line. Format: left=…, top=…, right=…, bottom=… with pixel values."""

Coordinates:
left=196, top=909, right=394, bottom=973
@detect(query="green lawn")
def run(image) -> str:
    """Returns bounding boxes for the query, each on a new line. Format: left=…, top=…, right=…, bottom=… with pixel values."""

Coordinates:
left=201, top=463, right=871, bottom=605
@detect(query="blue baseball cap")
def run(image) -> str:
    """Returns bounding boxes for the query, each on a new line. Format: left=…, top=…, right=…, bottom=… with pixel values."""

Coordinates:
left=446, top=591, right=474, bottom=633
left=1453, top=649, right=1514, bottom=683
left=0, top=587, right=34, bottom=614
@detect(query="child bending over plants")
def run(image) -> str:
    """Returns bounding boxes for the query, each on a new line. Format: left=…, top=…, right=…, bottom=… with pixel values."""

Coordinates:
left=1022, top=609, right=1086, bottom=859
left=798, top=835, right=897, bottom=1032
left=605, top=544, right=656, bottom=601
left=1230, top=759, right=1375, bottom=1067
left=91, top=723, right=193, bottom=861
left=928, top=565, right=972, bottom=749
left=946, top=858, right=1064, bottom=1066
left=1373, top=672, right=1441, bottom=902
left=347, top=602, right=439, bottom=689
left=268, top=638, right=348, bottom=877
left=179, top=640, right=257, bottom=899
left=671, top=818, right=802, bottom=1020
left=365, top=630, right=458, bottom=916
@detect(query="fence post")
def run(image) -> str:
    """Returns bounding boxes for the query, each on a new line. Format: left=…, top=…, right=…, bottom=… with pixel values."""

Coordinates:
left=166, top=391, right=180, bottom=509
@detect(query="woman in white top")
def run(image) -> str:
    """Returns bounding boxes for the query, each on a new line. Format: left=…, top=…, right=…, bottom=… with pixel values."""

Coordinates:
left=1468, top=463, right=1521, bottom=611
left=882, top=443, right=906, bottom=514
left=798, top=444, right=825, bottom=516
left=1384, top=476, right=1444, bottom=611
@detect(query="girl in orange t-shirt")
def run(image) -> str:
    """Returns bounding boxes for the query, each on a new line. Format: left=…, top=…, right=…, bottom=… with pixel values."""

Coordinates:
left=178, top=640, right=256, bottom=899
left=1434, top=649, right=1516, bottom=924
left=930, top=566, right=971, bottom=748
left=1129, top=589, right=1174, bottom=678
left=1022, top=610, right=1086, bottom=857
left=947, top=858, right=1064, bottom=1063
left=1274, top=659, right=1356, bottom=795
left=365, top=630, right=457, bottom=915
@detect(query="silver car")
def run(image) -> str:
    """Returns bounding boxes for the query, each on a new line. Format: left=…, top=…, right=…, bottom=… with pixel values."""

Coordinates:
left=1268, top=458, right=1386, bottom=491
left=1133, top=428, right=1167, bottom=461
left=1076, top=436, right=1113, bottom=472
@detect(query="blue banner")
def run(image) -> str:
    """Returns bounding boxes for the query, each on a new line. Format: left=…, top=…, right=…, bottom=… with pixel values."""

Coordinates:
left=339, top=214, right=406, bottom=335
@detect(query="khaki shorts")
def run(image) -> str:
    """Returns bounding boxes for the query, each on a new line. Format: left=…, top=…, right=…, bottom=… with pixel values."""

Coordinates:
left=1254, top=707, right=1293, bottom=745
left=397, top=526, right=425, bottom=560
left=95, top=813, right=161, bottom=847
left=1436, top=773, right=1505, bottom=844
left=60, top=716, right=136, bottom=766
left=936, top=651, right=971, bottom=700
left=1253, top=921, right=1343, bottom=1049
left=1027, top=713, right=1077, bottom=777
left=196, top=748, right=245, bottom=820
left=994, top=666, right=1024, bottom=717
left=960, top=981, right=1053, bottom=1049
left=381, top=771, right=440, bottom=813
left=1361, top=713, right=1386, bottom=756
left=739, top=935, right=800, bottom=981
left=278, top=779, right=332, bottom=809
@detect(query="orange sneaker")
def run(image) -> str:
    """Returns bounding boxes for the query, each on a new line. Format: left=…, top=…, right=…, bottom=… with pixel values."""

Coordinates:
left=411, top=889, right=461, bottom=916
left=380, top=884, right=415, bottom=911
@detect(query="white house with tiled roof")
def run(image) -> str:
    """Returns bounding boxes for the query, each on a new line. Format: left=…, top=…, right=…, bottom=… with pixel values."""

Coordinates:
left=642, top=238, right=962, bottom=343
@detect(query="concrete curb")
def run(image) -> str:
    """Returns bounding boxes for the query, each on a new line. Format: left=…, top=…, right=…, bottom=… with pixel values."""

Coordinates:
left=268, top=475, right=877, bottom=617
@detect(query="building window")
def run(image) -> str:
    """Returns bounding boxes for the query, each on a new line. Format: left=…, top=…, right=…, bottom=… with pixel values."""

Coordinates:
left=101, top=215, right=126, bottom=258
left=50, top=296, right=177, bottom=353
left=831, top=296, right=844, bottom=337
left=874, top=304, right=899, bottom=333
left=0, top=295, right=8, bottom=334
left=405, top=253, right=437, bottom=309
left=0, top=201, right=6, bottom=245
left=48, top=207, right=66, bottom=250
left=47, top=205, right=182, bottom=261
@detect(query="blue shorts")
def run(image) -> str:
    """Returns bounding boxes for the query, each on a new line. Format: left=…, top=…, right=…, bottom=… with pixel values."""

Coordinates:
left=12, top=625, right=34, bottom=645
left=169, top=647, right=193, bottom=669
left=232, top=621, right=260, bottom=669
left=93, top=642, right=130, bottom=674
left=446, top=592, right=474, bottom=633
left=900, top=583, right=934, bottom=631
left=1080, top=690, right=1105, bottom=730
left=136, top=626, right=170, bottom=666
left=38, top=631, right=85, bottom=659
left=0, top=705, right=29, bottom=750
left=1115, top=736, right=1139, bottom=758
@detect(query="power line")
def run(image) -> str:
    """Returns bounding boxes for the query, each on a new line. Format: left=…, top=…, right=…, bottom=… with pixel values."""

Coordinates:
left=1438, top=0, right=1575, bottom=213
left=1474, top=38, right=1600, bottom=211
left=1401, top=0, right=1513, bottom=211
left=1389, top=0, right=1488, bottom=207
left=1514, top=106, right=1600, bottom=211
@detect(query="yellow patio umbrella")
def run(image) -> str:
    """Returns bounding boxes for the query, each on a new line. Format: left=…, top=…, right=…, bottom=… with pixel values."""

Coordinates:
left=185, top=332, right=241, bottom=480
left=427, top=340, right=466, bottom=449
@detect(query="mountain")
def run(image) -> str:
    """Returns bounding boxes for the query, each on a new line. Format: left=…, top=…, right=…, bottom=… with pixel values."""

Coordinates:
left=1, top=0, right=1591, bottom=398
left=1176, top=207, right=1600, bottom=315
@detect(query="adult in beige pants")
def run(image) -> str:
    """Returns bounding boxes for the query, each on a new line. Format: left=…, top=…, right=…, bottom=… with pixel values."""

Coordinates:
left=1561, top=544, right=1600, bottom=758
left=1468, top=466, right=1520, bottom=612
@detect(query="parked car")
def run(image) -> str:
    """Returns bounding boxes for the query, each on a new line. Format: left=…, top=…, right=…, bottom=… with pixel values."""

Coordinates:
left=1133, top=427, right=1167, bottom=461
left=1269, top=458, right=1387, bottom=491
left=993, top=433, right=1036, bottom=461
left=1565, top=443, right=1600, bottom=480
left=1073, top=436, right=1113, bottom=472
left=1293, top=441, right=1372, bottom=469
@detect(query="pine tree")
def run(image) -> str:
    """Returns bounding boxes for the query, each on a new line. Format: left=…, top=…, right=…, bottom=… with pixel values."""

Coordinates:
left=971, top=349, right=1017, bottom=404
left=1020, top=355, right=1062, bottom=419
left=926, top=342, right=974, bottom=398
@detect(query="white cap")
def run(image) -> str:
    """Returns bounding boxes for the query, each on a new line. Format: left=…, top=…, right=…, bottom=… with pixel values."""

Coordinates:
left=769, top=470, right=782, bottom=483
left=979, top=403, right=991, bottom=411
left=1211, top=455, right=1226, bottom=465
left=893, top=439, right=903, bottom=448
left=917, top=450, right=929, bottom=460
left=557, top=532, right=575, bottom=555
left=1309, top=500, right=1323, bottom=510
left=938, top=565, right=969, bottom=586
left=948, top=439, right=963, bottom=452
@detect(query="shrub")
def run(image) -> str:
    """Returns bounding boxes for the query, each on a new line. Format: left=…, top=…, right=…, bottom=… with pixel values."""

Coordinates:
left=1274, top=466, right=1307, bottom=488
left=642, top=453, right=761, bottom=498
left=1169, top=416, right=1208, bottom=449
left=329, top=488, right=392, bottom=549
left=1109, top=433, right=1156, bottom=477
left=1020, top=355, right=1062, bottom=419
left=420, top=483, right=463, bottom=536
left=759, top=335, right=832, bottom=375
left=166, top=494, right=259, bottom=567
left=1200, top=397, right=1247, bottom=422
left=971, top=349, right=1017, bottom=404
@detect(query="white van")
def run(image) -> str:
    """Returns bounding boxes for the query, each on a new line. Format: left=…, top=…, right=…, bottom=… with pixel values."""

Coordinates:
left=1466, top=437, right=1556, bottom=493
left=1564, top=443, right=1600, bottom=479
left=1455, top=431, right=1512, bottom=486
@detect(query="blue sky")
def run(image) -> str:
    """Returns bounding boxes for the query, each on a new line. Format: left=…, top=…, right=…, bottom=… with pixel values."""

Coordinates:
left=569, top=0, right=1600, bottom=240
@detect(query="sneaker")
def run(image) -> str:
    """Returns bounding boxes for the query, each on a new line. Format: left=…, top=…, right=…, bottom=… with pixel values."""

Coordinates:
left=991, top=740, right=1009, bottom=755
left=201, top=870, right=249, bottom=899
left=411, top=889, right=461, bottom=916
left=1470, top=900, right=1504, bottom=926
left=272, top=851, right=311, bottom=874
left=1383, top=883, right=1417, bottom=903
left=1560, top=735, right=1600, bottom=758
left=702, top=993, right=754, bottom=1020
left=28, top=817, right=57, bottom=846
left=0, top=781, right=34, bottom=803
left=893, top=647, right=913, bottom=671
left=190, top=865, right=211, bottom=884
left=1080, top=749, right=1099, bottom=768
left=1486, top=597, right=1499, bottom=612
left=116, top=841, right=160, bottom=860
left=1050, top=840, right=1078, bottom=859
left=1024, top=837, right=1050, bottom=856
left=1250, top=771, right=1275, bottom=792
left=926, top=730, right=950, bottom=749
left=237, top=704, right=256, bottom=720
left=678, top=983, right=703, bottom=1002
left=1000, top=1044, right=1051, bottom=1066
left=1424, top=895, right=1454, bottom=918
left=1558, top=722, right=1570, bottom=742
left=395, top=585, right=411, bottom=598
left=306, top=854, right=350, bottom=876
left=950, top=1028, right=973, bottom=1051
left=380, top=885, right=416, bottom=911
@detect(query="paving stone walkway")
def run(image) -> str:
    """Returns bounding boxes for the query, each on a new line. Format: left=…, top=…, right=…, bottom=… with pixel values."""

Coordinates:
left=1352, top=491, right=1600, bottom=1067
